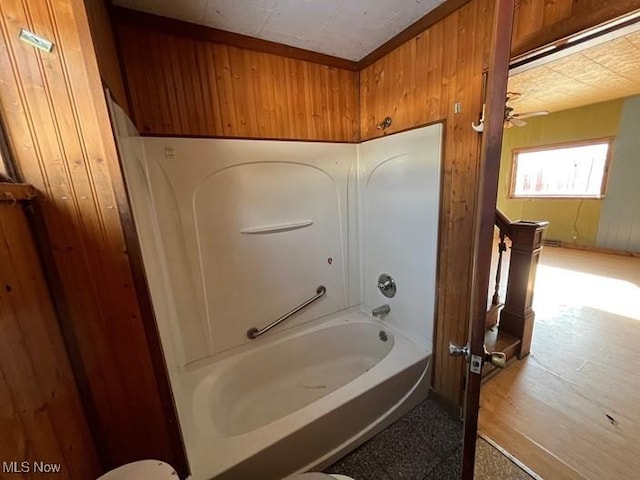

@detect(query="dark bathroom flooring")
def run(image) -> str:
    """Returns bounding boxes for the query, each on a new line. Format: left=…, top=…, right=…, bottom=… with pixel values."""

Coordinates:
left=324, top=398, right=533, bottom=480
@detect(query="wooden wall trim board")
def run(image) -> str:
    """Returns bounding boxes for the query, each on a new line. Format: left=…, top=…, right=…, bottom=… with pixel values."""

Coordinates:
left=140, top=133, right=357, bottom=143
left=0, top=0, right=184, bottom=473
left=0, top=202, right=101, bottom=479
left=357, top=0, right=473, bottom=69
left=110, top=6, right=358, bottom=72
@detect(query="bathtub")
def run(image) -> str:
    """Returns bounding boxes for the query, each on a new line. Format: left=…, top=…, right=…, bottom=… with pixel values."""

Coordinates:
left=178, top=309, right=431, bottom=480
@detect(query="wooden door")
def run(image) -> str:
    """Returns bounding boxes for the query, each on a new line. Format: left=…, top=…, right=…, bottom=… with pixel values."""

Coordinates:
left=0, top=184, right=101, bottom=479
left=457, top=1, right=516, bottom=478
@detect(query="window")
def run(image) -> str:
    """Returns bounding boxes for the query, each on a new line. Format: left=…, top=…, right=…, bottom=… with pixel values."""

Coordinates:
left=510, top=139, right=613, bottom=199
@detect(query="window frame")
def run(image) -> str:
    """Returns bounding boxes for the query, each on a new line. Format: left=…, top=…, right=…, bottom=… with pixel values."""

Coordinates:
left=509, top=137, right=614, bottom=200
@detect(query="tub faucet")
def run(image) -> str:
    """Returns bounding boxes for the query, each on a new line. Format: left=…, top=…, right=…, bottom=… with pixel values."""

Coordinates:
left=372, top=304, right=390, bottom=318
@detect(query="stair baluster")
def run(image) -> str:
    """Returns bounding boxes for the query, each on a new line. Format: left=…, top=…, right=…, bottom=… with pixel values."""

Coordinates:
left=492, top=231, right=507, bottom=307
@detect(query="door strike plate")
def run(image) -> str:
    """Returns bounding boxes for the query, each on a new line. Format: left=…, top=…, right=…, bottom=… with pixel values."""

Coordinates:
left=470, top=354, right=483, bottom=374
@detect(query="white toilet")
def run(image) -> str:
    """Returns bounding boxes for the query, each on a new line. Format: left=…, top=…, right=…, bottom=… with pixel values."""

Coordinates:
left=97, top=460, right=354, bottom=480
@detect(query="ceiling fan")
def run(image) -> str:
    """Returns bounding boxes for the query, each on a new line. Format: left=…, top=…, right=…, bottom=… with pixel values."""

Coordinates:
left=471, top=91, right=549, bottom=132
left=504, top=92, right=549, bottom=128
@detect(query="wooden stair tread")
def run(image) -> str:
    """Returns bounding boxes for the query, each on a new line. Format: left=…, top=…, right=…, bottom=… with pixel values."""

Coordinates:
left=485, top=328, right=519, bottom=352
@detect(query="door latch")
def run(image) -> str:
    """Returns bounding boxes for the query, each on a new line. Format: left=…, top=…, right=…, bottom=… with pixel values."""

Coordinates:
left=448, top=342, right=483, bottom=374
left=470, top=354, right=483, bottom=374
left=448, top=342, right=507, bottom=375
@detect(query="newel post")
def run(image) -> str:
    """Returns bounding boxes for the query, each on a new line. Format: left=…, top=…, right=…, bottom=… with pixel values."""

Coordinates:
left=499, top=220, right=549, bottom=358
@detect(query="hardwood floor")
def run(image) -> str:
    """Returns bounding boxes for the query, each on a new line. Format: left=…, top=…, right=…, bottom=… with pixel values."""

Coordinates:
left=479, top=246, right=640, bottom=480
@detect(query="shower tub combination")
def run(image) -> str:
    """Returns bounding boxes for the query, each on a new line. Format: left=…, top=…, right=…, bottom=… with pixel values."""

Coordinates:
left=109, top=98, right=442, bottom=480
left=181, top=311, right=430, bottom=479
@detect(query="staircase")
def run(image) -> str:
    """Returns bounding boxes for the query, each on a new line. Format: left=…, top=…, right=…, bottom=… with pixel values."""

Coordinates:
left=483, top=209, right=549, bottom=379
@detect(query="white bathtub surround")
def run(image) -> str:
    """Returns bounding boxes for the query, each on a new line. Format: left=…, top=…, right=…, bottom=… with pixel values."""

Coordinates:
left=140, top=136, right=359, bottom=365
left=109, top=97, right=442, bottom=480
left=360, top=127, right=442, bottom=349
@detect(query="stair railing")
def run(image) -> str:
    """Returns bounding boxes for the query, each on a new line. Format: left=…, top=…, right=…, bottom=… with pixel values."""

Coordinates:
left=490, top=208, right=549, bottom=358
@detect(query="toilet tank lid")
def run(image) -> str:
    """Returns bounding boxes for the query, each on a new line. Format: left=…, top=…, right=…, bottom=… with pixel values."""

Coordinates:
left=97, top=460, right=178, bottom=480
left=288, top=474, right=354, bottom=480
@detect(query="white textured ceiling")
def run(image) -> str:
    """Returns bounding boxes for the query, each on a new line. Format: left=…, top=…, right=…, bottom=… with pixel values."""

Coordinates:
left=508, top=29, right=640, bottom=114
left=112, top=0, right=446, bottom=61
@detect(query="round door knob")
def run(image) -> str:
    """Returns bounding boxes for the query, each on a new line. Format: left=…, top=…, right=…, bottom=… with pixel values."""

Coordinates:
left=486, top=351, right=506, bottom=369
left=448, top=342, right=469, bottom=359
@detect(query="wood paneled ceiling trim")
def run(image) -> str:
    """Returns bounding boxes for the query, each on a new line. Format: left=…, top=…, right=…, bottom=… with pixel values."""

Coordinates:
left=110, top=6, right=359, bottom=71
left=111, top=0, right=474, bottom=73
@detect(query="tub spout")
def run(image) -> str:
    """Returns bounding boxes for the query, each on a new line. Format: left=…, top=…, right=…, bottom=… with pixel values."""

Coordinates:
left=372, top=304, right=390, bottom=318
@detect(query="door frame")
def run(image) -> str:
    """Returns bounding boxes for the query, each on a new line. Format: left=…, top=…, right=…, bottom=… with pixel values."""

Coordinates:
left=460, top=0, right=516, bottom=478
left=461, top=7, right=640, bottom=479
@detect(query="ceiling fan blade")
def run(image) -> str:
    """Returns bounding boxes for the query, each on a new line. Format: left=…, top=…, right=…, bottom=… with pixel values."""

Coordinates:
left=504, top=120, right=513, bottom=128
left=512, top=110, right=549, bottom=119
left=510, top=117, right=528, bottom=127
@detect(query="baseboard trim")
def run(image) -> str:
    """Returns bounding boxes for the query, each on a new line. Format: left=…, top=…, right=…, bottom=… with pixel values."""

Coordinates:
left=546, top=242, right=640, bottom=258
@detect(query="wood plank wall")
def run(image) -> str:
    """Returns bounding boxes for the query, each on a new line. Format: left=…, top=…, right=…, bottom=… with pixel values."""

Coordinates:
left=0, top=198, right=101, bottom=479
left=0, top=0, right=181, bottom=471
left=360, top=0, right=494, bottom=405
left=511, top=0, right=640, bottom=57
left=113, top=18, right=358, bottom=141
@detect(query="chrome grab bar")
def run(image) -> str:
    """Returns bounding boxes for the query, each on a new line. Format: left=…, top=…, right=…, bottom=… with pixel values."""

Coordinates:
left=247, top=285, right=326, bottom=339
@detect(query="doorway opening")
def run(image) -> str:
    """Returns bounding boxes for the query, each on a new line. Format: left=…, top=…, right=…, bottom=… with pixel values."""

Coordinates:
left=479, top=21, right=640, bottom=480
